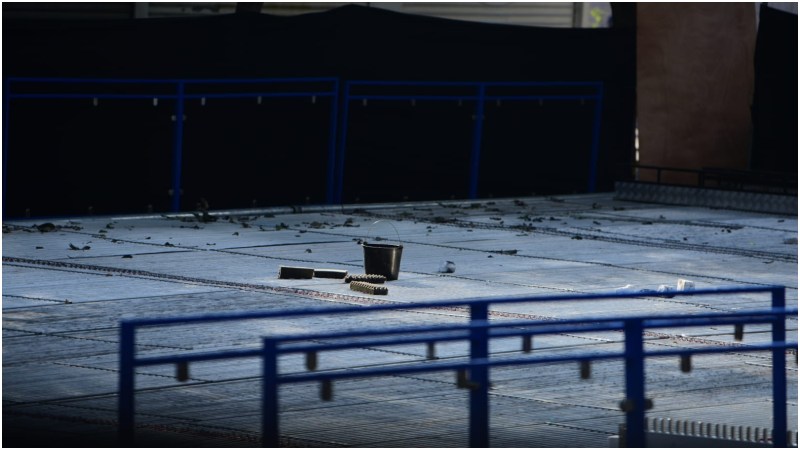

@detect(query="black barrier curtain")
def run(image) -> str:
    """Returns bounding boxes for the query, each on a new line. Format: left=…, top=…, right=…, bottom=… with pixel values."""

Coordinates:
left=750, top=4, right=798, bottom=174
left=3, top=5, right=635, bottom=217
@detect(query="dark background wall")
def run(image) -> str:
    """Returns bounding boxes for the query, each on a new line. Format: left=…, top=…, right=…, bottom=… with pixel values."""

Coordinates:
left=4, top=5, right=637, bottom=217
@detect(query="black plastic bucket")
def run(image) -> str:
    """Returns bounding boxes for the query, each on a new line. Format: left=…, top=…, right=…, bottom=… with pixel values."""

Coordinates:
left=362, top=242, right=403, bottom=280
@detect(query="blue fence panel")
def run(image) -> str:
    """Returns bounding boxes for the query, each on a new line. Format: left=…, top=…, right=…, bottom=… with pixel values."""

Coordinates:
left=118, top=285, right=796, bottom=447
left=335, top=80, right=604, bottom=203
left=3, top=77, right=340, bottom=214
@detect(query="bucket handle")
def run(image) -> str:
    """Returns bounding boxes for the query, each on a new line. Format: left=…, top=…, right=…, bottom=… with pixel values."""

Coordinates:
left=365, top=220, right=402, bottom=247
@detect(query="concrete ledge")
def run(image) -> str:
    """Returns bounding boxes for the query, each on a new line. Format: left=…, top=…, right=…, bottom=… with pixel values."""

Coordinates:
left=615, top=181, right=797, bottom=215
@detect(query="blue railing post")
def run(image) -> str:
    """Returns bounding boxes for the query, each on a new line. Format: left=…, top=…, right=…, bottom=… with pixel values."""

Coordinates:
left=118, top=322, right=136, bottom=443
left=469, top=302, right=490, bottom=447
left=170, top=81, right=185, bottom=212
left=262, top=337, right=280, bottom=447
left=623, top=319, right=646, bottom=448
left=468, top=85, right=487, bottom=200
left=325, top=79, right=340, bottom=204
left=587, top=83, right=604, bottom=193
left=771, top=287, right=787, bottom=448
left=3, top=77, right=11, bottom=216
left=334, top=81, right=351, bottom=204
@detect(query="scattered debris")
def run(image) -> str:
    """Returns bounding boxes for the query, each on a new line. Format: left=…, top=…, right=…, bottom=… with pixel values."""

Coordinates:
left=784, top=238, right=797, bottom=245
left=68, top=243, right=91, bottom=251
left=437, top=261, right=456, bottom=274
left=593, top=221, right=601, bottom=226
left=279, top=265, right=314, bottom=279
left=496, top=249, right=517, bottom=255
left=350, top=281, right=388, bottom=295
left=548, top=197, right=565, bottom=203
left=164, top=242, right=174, bottom=247
left=36, top=223, right=57, bottom=233
left=122, top=255, right=133, bottom=259
left=232, top=232, right=239, bottom=236
left=345, top=274, right=386, bottom=284
left=275, top=223, right=289, bottom=230
left=194, top=198, right=217, bottom=223
left=105, top=222, right=115, bottom=229
left=572, top=235, right=583, bottom=240
left=314, top=269, right=348, bottom=279
left=35, top=246, right=44, bottom=249
left=614, top=284, right=635, bottom=293
left=677, top=279, right=695, bottom=291
left=514, top=199, right=526, bottom=207
left=657, top=284, right=675, bottom=298
left=305, top=248, right=312, bottom=253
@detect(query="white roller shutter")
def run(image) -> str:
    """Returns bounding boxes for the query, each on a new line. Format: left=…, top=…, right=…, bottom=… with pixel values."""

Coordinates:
left=146, top=2, right=578, bottom=27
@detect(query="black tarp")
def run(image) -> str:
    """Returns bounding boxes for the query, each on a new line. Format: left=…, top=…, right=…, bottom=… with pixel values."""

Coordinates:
left=3, top=5, right=635, bottom=217
left=750, top=4, right=797, bottom=174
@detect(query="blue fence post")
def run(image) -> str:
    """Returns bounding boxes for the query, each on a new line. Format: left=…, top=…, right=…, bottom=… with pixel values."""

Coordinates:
left=623, top=319, right=646, bottom=448
left=326, top=79, right=340, bottom=204
left=118, top=322, right=136, bottom=443
left=334, top=81, right=351, bottom=204
left=771, top=287, right=787, bottom=448
left=587, top=83, right=604, bottom=193
left=170, top=81, right=185, bottom=212
left=2, top=77, right=11, bottom=216
left=262, top=337, right=280, bottom=447
left=469, top=302, right=490, bottom=447
left=468, top=84, right=486, bottom=200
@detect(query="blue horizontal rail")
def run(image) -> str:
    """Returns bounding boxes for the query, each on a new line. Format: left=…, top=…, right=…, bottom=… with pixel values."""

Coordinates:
left=118, top=285, right=785, bottom=327
left=118, top=285, right=796, bottom=447
left=8, top=91, right=337, bottom=100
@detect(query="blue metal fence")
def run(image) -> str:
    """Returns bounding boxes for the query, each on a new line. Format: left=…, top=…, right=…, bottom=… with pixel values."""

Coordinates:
left=3, top=77, right=340, bottom=211
left=4, top=77, right=602, bottom=215
left=335, top=80, right=604, bottom=203
left=118, top=285, right=796, bottom=447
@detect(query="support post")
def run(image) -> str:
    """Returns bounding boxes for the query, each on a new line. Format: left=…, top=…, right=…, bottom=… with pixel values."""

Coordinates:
left=170, top=81, right=185, bottom=212
left=325, top=79, right=340, bottom=204
left=262, top=337, right=280, bottom=447
left=334, top=82, right=351, bottom=204
left=771, top=287, right=787, bottom=448
left=468, top=84, right=486, bottom=199
left=469, top=302, right=490, bottom=447
left=118, top=322, right=136, bottom=443
left=3, top=78, right=10, bottom=216
left=587, top=83, right=604, bottom=193
left=623, top=319, right=646, bottom=448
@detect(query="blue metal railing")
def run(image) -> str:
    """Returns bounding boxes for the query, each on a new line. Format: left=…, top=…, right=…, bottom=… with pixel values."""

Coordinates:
left=3, top=77, right=340, bottom=211
left=4, top=77, right=602, bottom=215
left=335, top=80, right=604, bottom=203
left=118, top=285, right=796, bottom=447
